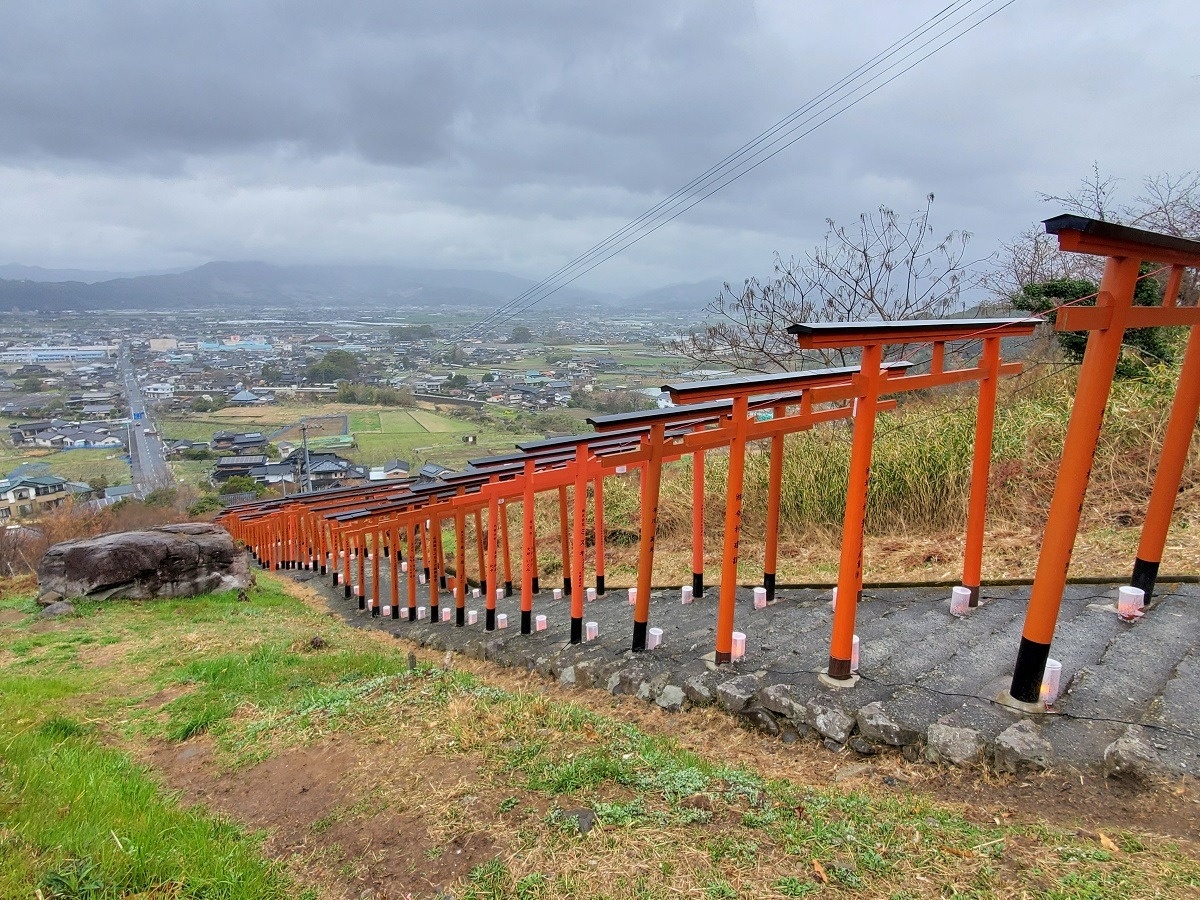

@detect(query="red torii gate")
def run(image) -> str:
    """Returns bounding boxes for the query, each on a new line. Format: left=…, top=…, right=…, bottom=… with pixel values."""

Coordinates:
left=1007, top=216, right=1200, bottom=706
left=789, top=317, right=1039, bottom=682
left=648, top=364, right=915, bottom=661
left=221, top=312, right=1056, bottom=680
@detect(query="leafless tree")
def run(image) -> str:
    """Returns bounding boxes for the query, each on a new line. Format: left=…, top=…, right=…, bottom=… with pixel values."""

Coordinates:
left=1038, top=161, right=1122, bottom=222
left=993, top=165, right=1200, bottom=307
left=667, top=195, right=973, bottom=371
left=1129, top=171, right=1200, bottom=238
left=981, top=224, right=1100, bottom=301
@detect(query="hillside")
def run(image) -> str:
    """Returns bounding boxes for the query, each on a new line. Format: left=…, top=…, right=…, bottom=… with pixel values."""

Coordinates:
left=0, top=261, right=622, bottom=312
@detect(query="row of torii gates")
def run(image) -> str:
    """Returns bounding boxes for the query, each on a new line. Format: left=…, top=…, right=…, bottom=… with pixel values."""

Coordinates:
left=219, top=217, right=1200, bottom=707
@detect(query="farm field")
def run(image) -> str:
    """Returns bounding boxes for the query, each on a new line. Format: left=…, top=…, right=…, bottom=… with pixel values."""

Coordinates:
left=160, top=403, right=546, bottom=474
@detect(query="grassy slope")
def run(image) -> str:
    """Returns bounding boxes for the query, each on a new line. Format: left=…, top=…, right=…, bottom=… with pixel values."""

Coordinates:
left=0, top=446, right=131, bottom=486
left=0, top=588, right=302, bottom=898
left=0, top=577, right=1196, bottom=899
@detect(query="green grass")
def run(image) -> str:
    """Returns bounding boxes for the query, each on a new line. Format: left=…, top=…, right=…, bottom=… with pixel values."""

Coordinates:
left=0, top=446, right=130, bottom=486
left=162, top=405, right=533, bottom=472
left=377, top=410, right=427, bottom=433
left=409, top=409, right=477, bottom=433
left=0, top=723, right=296, bottom=899
left=158, top=418, right=229, bottom=442
left=171, top=458, right=215, bottom=487
left=4, top=570, right=1197, bottom=898
left=0, top=588, right=309, bottom=898
left=347, top=411, right=380, bottom=433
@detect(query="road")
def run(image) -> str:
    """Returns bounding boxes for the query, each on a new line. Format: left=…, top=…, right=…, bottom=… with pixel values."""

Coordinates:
left=119, top=348, right=174, bottom=493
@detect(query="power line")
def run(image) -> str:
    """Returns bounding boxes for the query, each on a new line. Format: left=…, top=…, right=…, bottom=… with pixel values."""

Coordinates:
left=452, top=0, right=1020, bottom=343
left=453, top=0, right=979, bottom=341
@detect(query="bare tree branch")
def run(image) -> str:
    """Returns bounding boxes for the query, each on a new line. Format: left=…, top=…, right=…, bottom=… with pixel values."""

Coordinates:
left=664, top=196, right=971, bottom=371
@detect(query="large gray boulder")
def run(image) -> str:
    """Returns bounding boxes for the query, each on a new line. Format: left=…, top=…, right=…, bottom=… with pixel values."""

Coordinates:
left=37, top=523, right=250, bottom=601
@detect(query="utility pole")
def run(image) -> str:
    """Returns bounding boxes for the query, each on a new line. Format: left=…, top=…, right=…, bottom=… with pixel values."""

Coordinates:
left=299, top=423, right=312, bottom=493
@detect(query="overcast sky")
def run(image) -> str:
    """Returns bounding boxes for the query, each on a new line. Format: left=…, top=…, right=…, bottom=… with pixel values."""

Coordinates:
left=0, top=1, right=1196, bottom=296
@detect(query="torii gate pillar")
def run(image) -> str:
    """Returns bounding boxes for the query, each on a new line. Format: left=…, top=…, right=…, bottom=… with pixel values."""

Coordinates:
left=1008, top=216, right=1200, bottom=705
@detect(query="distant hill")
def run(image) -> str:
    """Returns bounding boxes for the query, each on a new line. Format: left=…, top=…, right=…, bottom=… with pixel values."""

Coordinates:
left=0, top=263, right=183, bottom=283
left=624, top=279, right=724, bottom=313
left=0, top=261, right=622, bottom=312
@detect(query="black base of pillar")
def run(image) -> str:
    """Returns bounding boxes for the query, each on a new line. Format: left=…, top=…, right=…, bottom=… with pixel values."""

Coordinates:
left=456, top=606, right=465, bottom=626
left=384, top=546, right=390, bottom=557
left=431, top=604, right=439, bottom=623
left=1010, top=635, right=1051, bottom=704
left=570, top=616, right=583, bottom=644
left=563, top=577, right=572, bottom=596
left=332, top=572, right=339, bottom=585
left=827, top=656, right=852, bottom=680
left=631, top=619, right=647, bottom=652
left=320, top=565, right=327, bottom=575
left=480, top=579, right=487, bottom=595
left=486, top=608, right=495, bottom=631
left=521, top=610, right=532, bottom=634
left=595, top=575, right=605, bottom=596
left=424, top=567, right=431, bottom=581
left=371, top=605, right=379, bottom=618
left=532, top=577, right=540, bottom=594
left=1131, top=557, right=1160, bottom=606
left=966, top=584, right=981, bottom=608
left=358, top=595, right=366, bottom=610
left=408, top=606, right=416, bottom=622
left=715, top=650, right=731, bottom=665
left=764, top=572, right=776, bottom=602
left=390, top=604, right=399, bottom=620
left=504, top=580, right=513, bottom=597
left=344, top=584, right=352, bottom=598
left=439, top=575, right=447, bottom=590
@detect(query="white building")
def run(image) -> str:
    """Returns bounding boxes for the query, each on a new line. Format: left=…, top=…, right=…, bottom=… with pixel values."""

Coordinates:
left=0, top=345, right=118, bottom=364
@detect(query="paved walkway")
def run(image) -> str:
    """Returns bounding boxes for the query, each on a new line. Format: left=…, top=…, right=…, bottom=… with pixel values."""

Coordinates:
left=290, top=563, right=1199, bottom=776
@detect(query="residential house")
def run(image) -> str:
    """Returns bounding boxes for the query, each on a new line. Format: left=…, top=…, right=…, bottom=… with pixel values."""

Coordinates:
left=247, top=462, right=297, bottom=491
left=8, top=420, right=67, bottom=443
left=143, top=383, right=175, bottom=399
left=229, top=389, right=267, bottom=405
left=282, top=449, right=367, bottom=490
left=25, top=422, right=125, bottom=450
left=417, top=462, right=453, bottom=482
left=211, top=455, right=267, bottom=484
left=165, top=439, right=208, bottom=458
left=210, top=431, right=268, bottom=455
left=368, top=459, right=410, bottom=481
left=0, top=473, right=70, bottom=519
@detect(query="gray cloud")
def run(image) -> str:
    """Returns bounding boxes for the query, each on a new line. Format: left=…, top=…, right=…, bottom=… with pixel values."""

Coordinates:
left=0, top=1, right=1197, bottom=295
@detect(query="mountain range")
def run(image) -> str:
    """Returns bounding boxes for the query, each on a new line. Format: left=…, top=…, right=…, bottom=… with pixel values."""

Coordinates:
left=0, top=261, right=722, bottom=314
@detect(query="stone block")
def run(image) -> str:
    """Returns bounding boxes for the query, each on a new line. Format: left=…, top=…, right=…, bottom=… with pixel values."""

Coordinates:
left=925, top=723, right=985, bottom=767
left=655, top=685, right=686, bottom=712
left=806, top=697, right=856, bottom=744
left=1103, top=725, right=1163, bottom=781
left=758, top=683, right=806, bottom=723
left=715, top=674, right=761, bottom=713
left=993, top=719, right=1052, bottom=774
left=856, top=701, right=920, bottom=746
